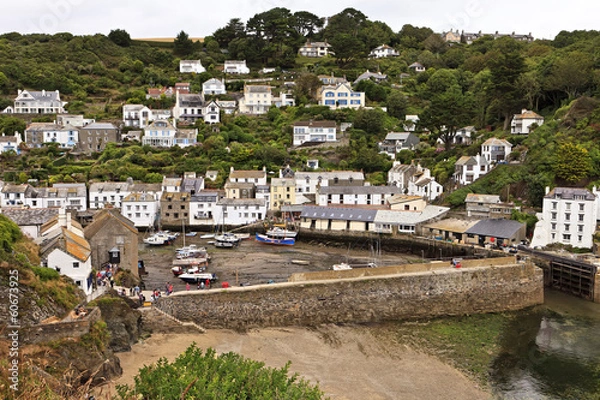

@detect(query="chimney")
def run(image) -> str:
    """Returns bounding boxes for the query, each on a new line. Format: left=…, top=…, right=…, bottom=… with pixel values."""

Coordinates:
left=58, top=208, right=67, bottom=227
left=42, top=90, right=46, bottom=96
left=545, top=186, right=550, bottom=195
left=66, top=212, right=72, bottom=230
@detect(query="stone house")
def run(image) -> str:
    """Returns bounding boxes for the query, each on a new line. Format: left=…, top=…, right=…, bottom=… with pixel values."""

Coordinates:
left=84, top=209, right=139, bottom=278
left=77, top=122, right=119, bottom=154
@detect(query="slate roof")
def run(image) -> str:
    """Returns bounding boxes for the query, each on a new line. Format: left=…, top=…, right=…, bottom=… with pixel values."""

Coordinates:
left=217, top=198, right=265, bottom=206
left=84, top=209, right=138, bottom=239
left=295, top=171, right=364, bottom=181
left=79, top=122, right=118, bottom=130
left=465, top=193, right=501, bottom=204
left=300, top=206, right=378, bottom=222
left=374, top=206, right=449, bottom=225
left=229, top=170, right=266, bottom=179
left=318, top=186, right=403, bottom=195
left=465, top=219, right=525, bottom=239
left=482, top=137, right=512, bottom=147
left=122, top=192, right=157, bottom=202
left=545, top=187, right=595, bottom=201
left=1, top=208, right=59, bottom=226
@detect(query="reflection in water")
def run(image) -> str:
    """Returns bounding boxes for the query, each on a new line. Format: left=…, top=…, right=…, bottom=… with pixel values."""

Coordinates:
left=490, top=291, right=600, bottom=399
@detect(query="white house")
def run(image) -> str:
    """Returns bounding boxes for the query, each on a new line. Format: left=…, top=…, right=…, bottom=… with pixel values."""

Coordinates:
left=319, top=83, right=365, bottom=110
left=298, top=41, right=333, bottom=57
left=224, top=60, right=250, bottom=74
left=316, top=185, right=403, bottom=207
left=511, top=109, right=544, bottom=134
left=142, top=120, right=178, bottom=148
left=189, top=190, right=221, bottom=227
left=378, top=132, right=420, bottom=159
left=454, top=154, right=491, bottom=185
left=179, top=60, right=205, bottom=74
left=408, top=62, right=426, bottom=73
left=294, top=171, right=365, bottom=196
left=121, top=192, right=160, bottom=228
left=481, top=137, right=512, bottom=163
left=531, top=187, right=597, bottom=249
left=214, top=198, right=266, bottom=226
left=387, top=162, right=443, bottom=201
left=353, top=70, right=388, bottom=85
left=56, top=114, right=95, bottom=127
left=369, top=44, right=399, bottom=58
left=0, top=132, right=22, bottom=154
left=238, top=85, right=273, bottom=114
left=202, top=78, right=227, bottom=96
left=453, top=126, right=477, bottom=145
left=216, top=100, right=237, bottom=115
left=38, top=210, right=93, bottom=295
left=13, top=89, right=67, bottom=114
left=24, top=123, right=79, bottom=149
left=1, top=184, right=37, bottom=208
left=403, top=115, right=420, bottom=132
left=89, top=180, right=161, bottom=210
left=122, top=104, right=153, bottom=128
left=292, top=120, right=337, bottom=146
left=38, top=183, right=88, bottom=211
left=228, top=166, right=268, bottom=186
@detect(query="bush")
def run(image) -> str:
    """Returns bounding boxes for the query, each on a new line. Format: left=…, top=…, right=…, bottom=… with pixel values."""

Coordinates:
left=31, top=266, right=60, bottom=282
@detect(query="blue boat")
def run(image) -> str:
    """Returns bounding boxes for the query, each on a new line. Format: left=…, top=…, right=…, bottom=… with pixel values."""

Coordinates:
left=255, top=233, right=295, bottom=246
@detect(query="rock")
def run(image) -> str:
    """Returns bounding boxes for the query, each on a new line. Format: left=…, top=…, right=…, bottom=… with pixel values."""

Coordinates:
left=92, top=293, right=143, bottom=352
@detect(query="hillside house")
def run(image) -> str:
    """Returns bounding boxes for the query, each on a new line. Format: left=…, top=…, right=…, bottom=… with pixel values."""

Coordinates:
left=224, top=60, right=250, bottom=74
left=141, top=120, right=178, bottom=148
left=24, top=123, right=79, bottom=149
left=465, top=193, right=519, bottom=219
left=353, top=70, right=388, bottom=85
left=378, top=132, right=420, bottom=159
left=369, top=44, right=399, bottom=58
left=179, top=60, right=205, bottom=74
left=292, top=120, right=337, bottom=146
left=319, top=82, right=365, bottom=110
left=238, top=85, right=273, bottom=114
left=511, top=109, right=544, bottom=134
left=13, top=89, right=67, bottom=114
left=0, top=132, right=22, bottom=154
left=298, top=41, right=333, bottom=57
left=481, top=137, right=512, bottom=163
left=408, top=62, right=426, bottom=73
left=454, top=154, right=490, bottom=185
left=77, top=122, right=119, bottom=154
left=202, top=78, right=227, bottom=96
left=122, top=104, right=153, bottom=128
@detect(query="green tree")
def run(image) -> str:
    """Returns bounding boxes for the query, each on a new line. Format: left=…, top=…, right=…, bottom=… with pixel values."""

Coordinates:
left=545, top=51, right=593, bottom=100
left=386, top=90, right=408, bottom=120
left=293, top=73, right=321, bottom=103
left=291, top=11, right=323, bottom=38
left=174, top=30, right=194, bottom=57
left=107, top=29, right=131, bottom=47
left=353, top=108, right=386, bottom=134
left=213, top=18, right=246, bottom=48
left=554, top=142, right=593, bottom=184
left=329, top=33, right=366, bottom=66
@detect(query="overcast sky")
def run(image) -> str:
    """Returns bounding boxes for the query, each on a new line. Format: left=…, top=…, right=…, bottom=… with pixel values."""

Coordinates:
left=1, top=0, right=597, bottom=41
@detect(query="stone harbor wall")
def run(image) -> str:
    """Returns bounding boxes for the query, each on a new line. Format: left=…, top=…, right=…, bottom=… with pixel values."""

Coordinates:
left=155, top=259, right=544, bottom=330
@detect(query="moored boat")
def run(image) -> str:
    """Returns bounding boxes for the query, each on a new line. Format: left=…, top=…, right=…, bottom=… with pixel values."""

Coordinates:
left=177, top=272, right=218, bottom=284
left=214, top=232, right=241, bottom=248
left=265, top=226, right=298, bottom=238
left=332, top=262, right=352, bottom=271
left=255, top=233, right=295, bottom=246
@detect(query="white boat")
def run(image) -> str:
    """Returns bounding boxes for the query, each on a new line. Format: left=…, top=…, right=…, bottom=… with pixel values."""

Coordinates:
left=214, top=232, right=241, bottom=248
left=200, top=233, right=215, bottom=239
left=265, top=226, right=298, bottom=238
left=235, top=233, right=251, bottom=240
left=332, top=262, right=352, bottom=271
left=178, top=272, right=218, bottom=284
left=143, top=232, right=170, bottom=245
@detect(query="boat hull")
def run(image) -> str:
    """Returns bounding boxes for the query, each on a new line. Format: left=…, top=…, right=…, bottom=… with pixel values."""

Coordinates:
left=255, top=233, right=295, bottom=246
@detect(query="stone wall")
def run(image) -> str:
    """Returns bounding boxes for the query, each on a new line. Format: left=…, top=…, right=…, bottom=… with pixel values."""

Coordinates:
left=156, top=260, right=544, bottom=331
left=21, top=307, right=101, bottom=344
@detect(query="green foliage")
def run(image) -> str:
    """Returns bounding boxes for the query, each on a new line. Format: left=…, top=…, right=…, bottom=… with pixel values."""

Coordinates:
left=117, top=344, right=325, bottom=399
left=31, top=266, right=60, bottom=282
left=0, top=214, right=22, bottom=252
left=108, top=29, right=132, bottom=47
left=554, top=142, right=593, bottom=184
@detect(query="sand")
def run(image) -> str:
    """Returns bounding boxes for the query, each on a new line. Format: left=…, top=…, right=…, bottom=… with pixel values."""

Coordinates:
left=94, top=325, right=490, bottom=400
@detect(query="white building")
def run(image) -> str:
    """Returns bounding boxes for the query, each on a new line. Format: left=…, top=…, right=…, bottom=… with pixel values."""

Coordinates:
left=189, top=190, right=221, bottom=227
left=481, top=137, right=512, bottom=163
left=214, top=198, right=266, bottom=226
left=373, top=206, right=449, bottom=235
left=142, top=120, right=178, bottom=148
left=316, top=185, right=403, bottom=207
left=319, top=83, right=365, bottom=110
left=369, top=44, right=399, bottom=58
left=121, top=192, right=160, bottom=228
left=228, top=166, right=268, bottom=186
left=1, top=184, right=37, bottom=208
left=56, top=114, right=95, bottom=127
left=294, top=171, right=365, bottom=196
left=89, top=180, right=161, bottom=210
left=122, top=104, right=153, bottom=128
left=24, top=123, right=79, bottom=149
left=454, top=154, right=491, bottom=185
left=238, top=85, right=273, bottom=114
left=179, top=60, right=205, bottom=74
left=511, top=109, right=544, bottom=134
left=202, top=78, right=227, bottom=96
left=224, top=60, right=250, bottom=74
left=13, top=89, right=67, bottom=114
left=292, top=120, right=337, bottom=146
left=0, top=132, right=22, bottom=154
left=298, top=41, right=333, bottom=57
left=531, top=187, right=597, bottom=249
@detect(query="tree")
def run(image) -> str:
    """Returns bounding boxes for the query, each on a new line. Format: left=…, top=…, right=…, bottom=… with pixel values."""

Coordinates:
left=554, top=142, right=592, bottom=184
left=545, top=51, right=593, bottom=100
left=329, top=33, right=366, bottom=66
left=213, top=18, right=246, bottom=48
left=324, top=8, right=367, bottom=38
left=107, top=29, right=131, bottom=47
left=294, top=73, right=321, bottom=103
left=174, top=30, right=194, bottom=57
left=397, top=24, right=433, bottom=49
left=386, top=90, right=408, bottom=120
left=353, top=108, right=386, bottom=134
left=291, top=11, right=323, bottom=38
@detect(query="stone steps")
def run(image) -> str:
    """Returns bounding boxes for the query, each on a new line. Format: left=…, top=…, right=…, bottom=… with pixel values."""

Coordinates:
left=140, top=306, right=206, bottom=334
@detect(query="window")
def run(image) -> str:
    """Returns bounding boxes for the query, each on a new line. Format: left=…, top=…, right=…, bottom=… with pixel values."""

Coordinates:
left=73, top=262, right=80, bottom=268
left=566, top=203, right=571, bottom=210
left=563, top=234, right=571, bottom=241
left=579, top=203, right=585, bottom=211
left=578, top=225, right=584, bottom=232
left=579, top=214, right=584, bottom=222
left=551, top=212, right=557, bottom=220
left=551, top=223, right=556, bottom=230
left=565, top=213, right=571, bottom=221
left=552, top=202, right=557, bottom=210
left=564, top=224, right=570, bottom=231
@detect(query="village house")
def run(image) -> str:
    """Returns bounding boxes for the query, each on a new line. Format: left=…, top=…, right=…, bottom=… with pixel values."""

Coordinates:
left=511, top=109, right=544, bottom=134
left=464, top=193, right=519, bottom=219
left=228, top=166, right=268, bottom=186
left=160, top=191, right=191, bottom=227
left=146, top=86, right=175, bottom=99
left=12, top=89, right=67, bottom=114
left=122, top=104, right=153, bottom=128
left=318, top=74, right=347, bottom=86
left=202, top=78, right=227, bottom=96
left=353, top=70, right=388, bottom=85
left=298, top=41, right=333, bottom=57
left=295, top=171, right=365, bottom=197
left=453, top=126, right=477, bottom=145
left=238, top=85, right=273, bottom=114
left=408, top=62, right=426, bottom=73
left=38, top=183, right=88, bottom=211
left=0, top=132, right=22, bottom=154
left=403, top=115, right=420, bottom=132
left=1, top=184, right=37, bottom=208
left=55, top=114, right=95, bottom=128
left=214, top=198, right=266, bottom=226
left=407, top=169, right=443, bottom=201
left=454, top=154, right=490, bottom=185
left=121, top=192, right=160, bottom=229
left=76, top=122, right=119, bottom=154
left=481, top=137, right=512, bottom=163
left=172, top=92, right=220, bottom=124
left=292, top=120, right=337, bottom=146
left=84, top=208, right=139, bottom=278
left=378, top=132, right=420, bottom=159
left=319, top=82, right=365, bottom=110
left=273, top=91, right=295, bottom=108
left=174, top=128, right=198, bottom=148
left=369, top=44, right=399, bottom=58
left=89, top=179, right=161, bottom=210
left=175, top=82, right=191, bottom=94
left=270, top=178, right=296, bottom=211
left=141, top=120, right=181, bottom=148
left=37, top=209, right=93, bottom=295
left=316, top=185, right=403, bottom=207
left=189, top=190, right=222, bottom=227
left=179, top=60, right=205, bottom=74
left=441, top=29, right=462, bottom=43
left=224, top=60, right=250, bottom=74
left=24, top=122, right=79, bottom=149
left=216, top=100, right=237, bottom=115
left=0, top=208, right=60, bottom=239
left=531, top=187, right=597, bottom=249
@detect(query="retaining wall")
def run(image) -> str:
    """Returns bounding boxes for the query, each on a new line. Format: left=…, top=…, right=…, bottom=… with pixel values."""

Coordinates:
left=21, top=307, right=101, bottom=344
left=156, top=259, right=544, bottom=331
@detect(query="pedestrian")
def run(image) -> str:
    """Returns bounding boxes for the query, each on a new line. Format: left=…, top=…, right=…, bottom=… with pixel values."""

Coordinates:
left=165, top=282, right=170, bottom=293
left=200, top=281, right=205, bottom=290
left=129, top=287, right=133, bottom=296
left=169, top=283, right=174, bottom=294
left=186, top=282, right=190, bottom=291
left=205, top=278, right=210, bottom=289
left=197, top=281, right=201, bottom=290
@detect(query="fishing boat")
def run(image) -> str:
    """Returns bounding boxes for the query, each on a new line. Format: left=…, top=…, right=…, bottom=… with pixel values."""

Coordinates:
left=143, top=232, right=171, bottom=245
left=255, top=233, right=295, bottom=246
left=177, top=272, right=218, bottom=284
left=200, top=233, right=215, bottom=239
left=234, top=232, right=251, bottom=240
left=265, top=226, right=298, bottom=239
left=171, top=264, right=206, bottom=276
left=332, top=262, right=352, bottom=271
left=185, top=232, right=197, bottom=237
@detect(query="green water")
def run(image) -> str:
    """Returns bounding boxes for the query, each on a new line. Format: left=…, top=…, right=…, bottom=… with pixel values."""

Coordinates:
left=490, top=290, right=600, bottom=399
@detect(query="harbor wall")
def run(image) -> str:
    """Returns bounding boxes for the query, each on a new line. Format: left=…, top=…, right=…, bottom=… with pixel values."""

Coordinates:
left=155, top=259, right=544, bottom=330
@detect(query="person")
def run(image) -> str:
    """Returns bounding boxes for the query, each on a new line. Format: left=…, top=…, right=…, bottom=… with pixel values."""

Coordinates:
left=200, top=280, right=205, bottom=290
left=186, top=282, right=190, bottom=291
left=205, top=278, right=210, bottom=289
left=138, top=293, right=145, bottom=306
